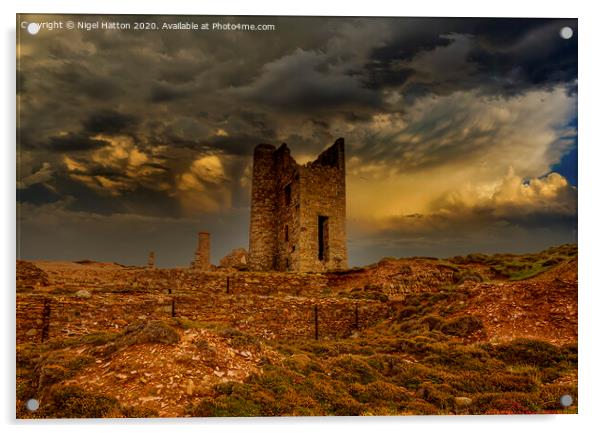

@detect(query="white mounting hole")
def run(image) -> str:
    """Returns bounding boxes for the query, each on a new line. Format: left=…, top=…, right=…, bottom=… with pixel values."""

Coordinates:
left=560, top=394, right=573, bottom=407
left=27, top=23, right=40, bottom=35
left=26, top=398, right=39, bottom=411
left=560, top=27, right=573, bottom=40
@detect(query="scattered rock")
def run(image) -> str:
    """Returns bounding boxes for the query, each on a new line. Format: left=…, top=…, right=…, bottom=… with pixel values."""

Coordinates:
left=75, top=289, right=91, bottom=298
left=454, top=396, right=473, bottom=407
left=219, top=248, right=249, bottom=271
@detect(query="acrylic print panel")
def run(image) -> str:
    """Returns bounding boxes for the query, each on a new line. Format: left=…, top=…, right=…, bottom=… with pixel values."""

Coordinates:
left=16, top=14, right=578, bottom=418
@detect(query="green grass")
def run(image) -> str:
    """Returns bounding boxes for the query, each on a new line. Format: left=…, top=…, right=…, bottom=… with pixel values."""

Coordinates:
left=217, top=327, right=261, bottom=349
left=186, top=329, right=577, bottom=416
left=38, top=385, right=119, bottom=418
left=118, top=320, right=180, bottom=346
left=448, top=244, right=576, bottom=280
left=440, top=315, right=484, bottom=337
left=16, top=345, right=96, bottom=412
left=339, top=285, right=389, bottom=302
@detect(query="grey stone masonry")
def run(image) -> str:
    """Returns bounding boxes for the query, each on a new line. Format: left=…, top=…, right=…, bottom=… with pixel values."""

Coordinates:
left=248, top=138, right=347, bottom=272
left=191, top=232, right=211, bottom=270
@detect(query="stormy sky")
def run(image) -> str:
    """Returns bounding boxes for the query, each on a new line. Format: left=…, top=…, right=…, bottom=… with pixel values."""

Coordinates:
left=17, top=15, right=578, bottom=267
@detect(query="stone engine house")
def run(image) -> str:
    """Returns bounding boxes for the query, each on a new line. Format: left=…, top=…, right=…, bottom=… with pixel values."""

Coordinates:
left=248, top=138, right=347, bottom=272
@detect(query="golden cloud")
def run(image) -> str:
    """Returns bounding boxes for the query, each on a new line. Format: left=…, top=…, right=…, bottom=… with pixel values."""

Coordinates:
left=62, top=134, right=168, bottom=196
left=345, top=86, right=576, bottom=222
left=174, top=154, right=231, bottom=215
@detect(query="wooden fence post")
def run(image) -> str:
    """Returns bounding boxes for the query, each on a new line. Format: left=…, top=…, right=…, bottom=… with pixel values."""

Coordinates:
left=41, top=298, right=51, bottom=343
left=314, top=305, right=319, bottom=340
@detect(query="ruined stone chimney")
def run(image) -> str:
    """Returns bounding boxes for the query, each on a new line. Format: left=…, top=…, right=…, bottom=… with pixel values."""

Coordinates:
left=147, top=251, right=155, bottom=269
left=191, top=231, right=211, bottom=271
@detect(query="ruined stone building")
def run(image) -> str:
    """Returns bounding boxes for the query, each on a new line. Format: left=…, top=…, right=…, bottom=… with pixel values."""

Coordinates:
left=191, top=231, right=211, bottom=270
left=248, top=138, right=347, bottom=272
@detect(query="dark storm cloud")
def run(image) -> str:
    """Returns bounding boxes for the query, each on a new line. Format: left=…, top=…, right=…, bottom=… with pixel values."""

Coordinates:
left=17, top=183, right=61, bottom=205
left=64, top=185, right=182, bottom=218
left=232, top=49, right=382, bottom=113
left=237, top=110, right=276, bottom=136
left=149, top=82, right=189, bottom=103
left=48, top=132, right=109, bottom=152
left=466, top=22, right=578, bottom=93
left=158, top=66, right=199, bottom=84
left=83, top=110, right=138, bottom=134
left=37, top=168, right=181, bottom=219
left=79, top=76, right=123, bottom=100
left=369, top=18, right=542, bottom=65
left=208, top=134, right=273, bottom=156
left=365, top=18, right=577, bottom=98
left=363, top=65, right=414, bottom=90
left=54, top=64, right=123, bottom=100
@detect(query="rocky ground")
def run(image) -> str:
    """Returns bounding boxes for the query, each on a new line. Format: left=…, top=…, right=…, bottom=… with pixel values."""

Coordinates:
left=16, top=244, right=578, bottom=418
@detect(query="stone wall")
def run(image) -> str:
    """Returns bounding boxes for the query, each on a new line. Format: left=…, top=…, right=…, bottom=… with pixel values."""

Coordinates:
left=298, top=138, right=347, bottom=272
left=16, top=260, right=459, bottom=345
left=16, top=291, right=390, bottom=344
left=27, top=261, right=458, bottom=297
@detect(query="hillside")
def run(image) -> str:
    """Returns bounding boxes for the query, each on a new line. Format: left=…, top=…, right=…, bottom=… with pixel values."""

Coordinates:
left=16, top=244, right=577, bottom=417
